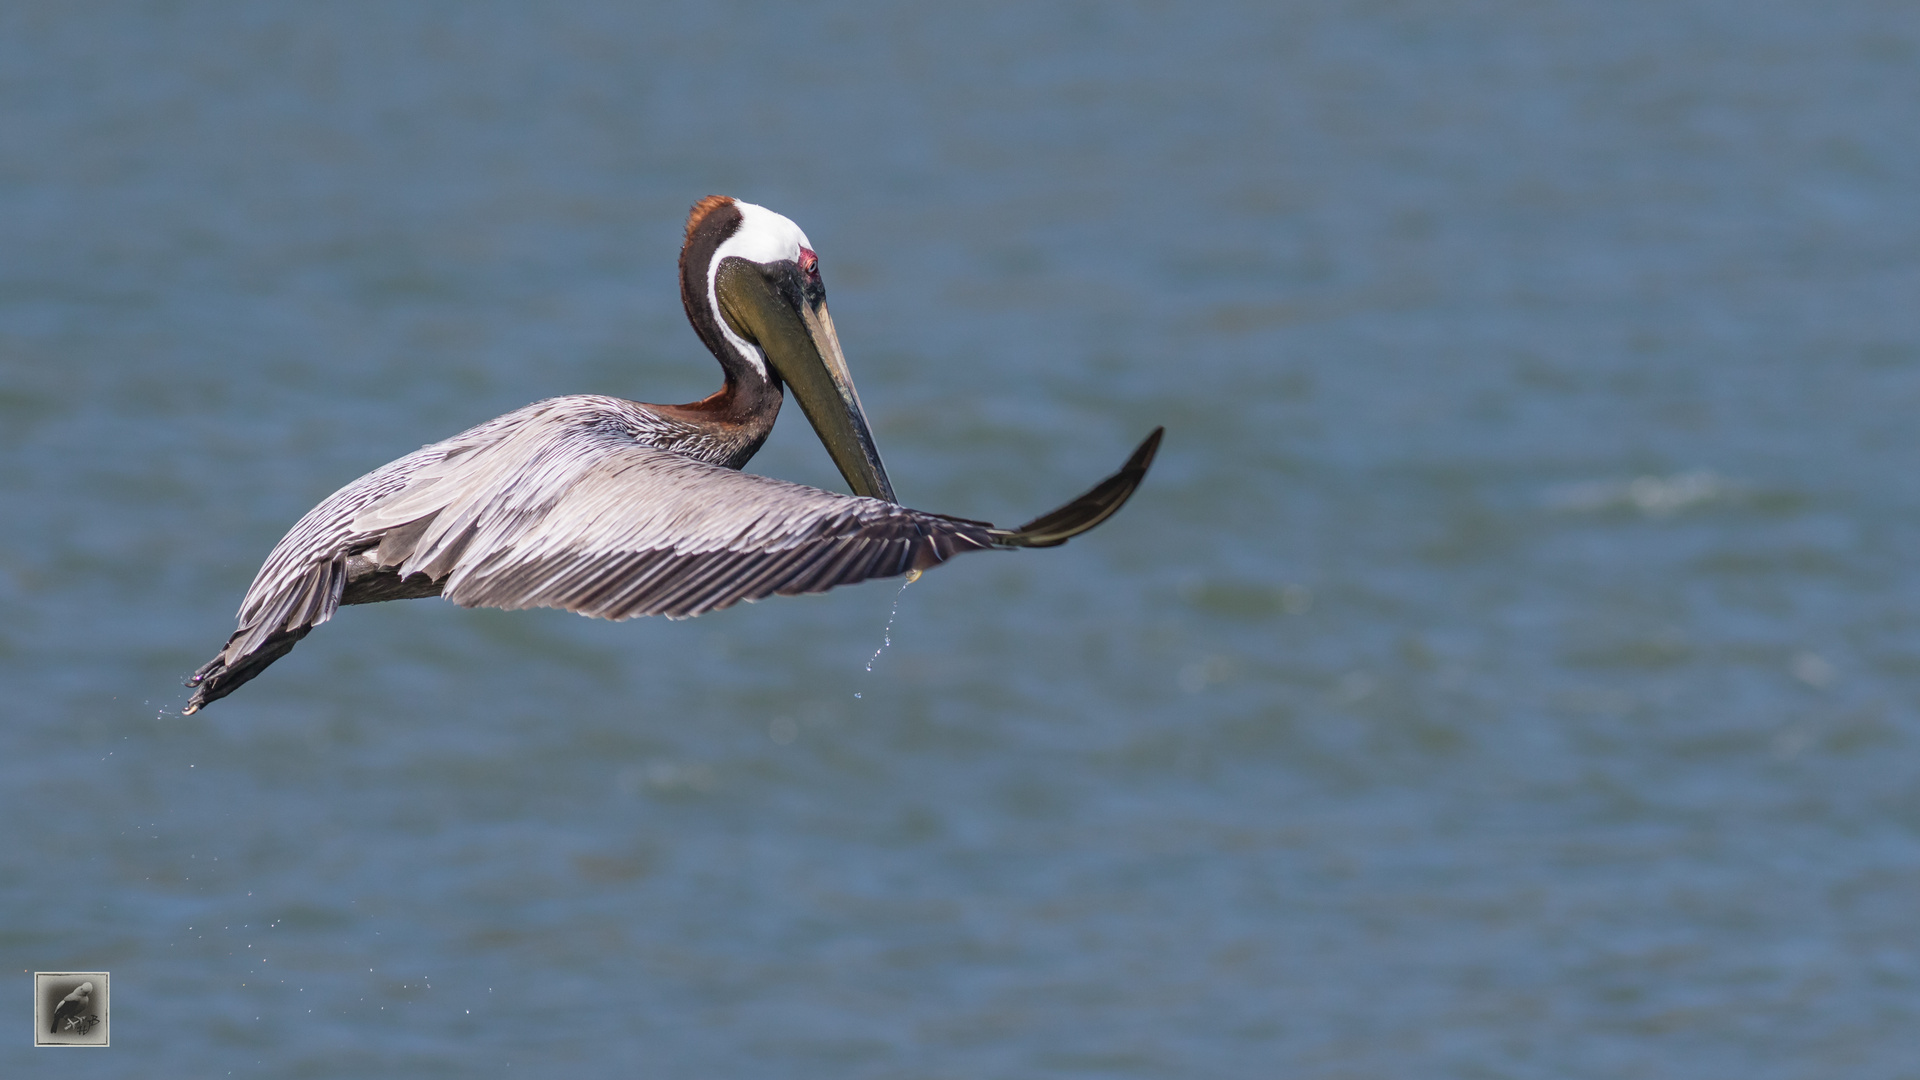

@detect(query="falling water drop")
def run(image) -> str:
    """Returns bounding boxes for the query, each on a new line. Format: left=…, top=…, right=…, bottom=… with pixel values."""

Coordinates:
left=867, top=570, right=920, bottom=673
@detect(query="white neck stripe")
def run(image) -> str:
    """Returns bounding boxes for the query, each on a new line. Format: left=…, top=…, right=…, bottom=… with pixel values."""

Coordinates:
left=706, top=201, right=814, bottom=381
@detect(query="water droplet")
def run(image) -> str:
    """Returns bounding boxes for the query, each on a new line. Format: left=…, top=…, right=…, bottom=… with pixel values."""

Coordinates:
left=866, top=575, right=916, bottom=672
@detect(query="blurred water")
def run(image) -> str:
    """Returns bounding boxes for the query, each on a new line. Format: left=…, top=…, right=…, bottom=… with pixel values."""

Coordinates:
left=3, top=2, right=1919, bottom=1076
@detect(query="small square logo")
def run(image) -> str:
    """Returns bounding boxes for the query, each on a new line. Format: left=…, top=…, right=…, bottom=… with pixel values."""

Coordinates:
left=35, top=972, right=109, bottom=1047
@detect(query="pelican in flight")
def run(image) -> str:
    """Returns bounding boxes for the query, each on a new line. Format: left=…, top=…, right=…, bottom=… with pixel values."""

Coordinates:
left=184, top=196, right=1160, bottom=713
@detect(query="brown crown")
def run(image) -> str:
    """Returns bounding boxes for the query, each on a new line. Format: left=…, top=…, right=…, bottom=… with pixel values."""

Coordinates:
left=685, top=195, right=737, bottom=244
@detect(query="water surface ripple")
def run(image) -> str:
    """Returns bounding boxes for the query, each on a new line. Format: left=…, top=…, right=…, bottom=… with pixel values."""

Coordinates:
left=2, top=3, right=1918, bottom=1077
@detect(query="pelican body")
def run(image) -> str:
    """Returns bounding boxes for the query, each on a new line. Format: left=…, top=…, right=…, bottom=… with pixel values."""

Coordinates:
left=184, top=196, right=1159, bottom=713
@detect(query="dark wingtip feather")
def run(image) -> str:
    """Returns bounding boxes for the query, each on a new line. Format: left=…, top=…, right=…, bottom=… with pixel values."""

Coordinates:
left=181, top=626, right=312, bottom=715
left=996, top=427, right=1163, bottom=548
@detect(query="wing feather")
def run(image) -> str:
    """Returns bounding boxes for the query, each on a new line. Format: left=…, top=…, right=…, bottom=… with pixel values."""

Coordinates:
left=186, top=393, right=1157, bottom=716
left=346, top=412, right=1000, bottom=622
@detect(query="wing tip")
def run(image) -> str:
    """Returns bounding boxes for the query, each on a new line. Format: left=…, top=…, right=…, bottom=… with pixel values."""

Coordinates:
left=998, top=426, right=1163, bottom=548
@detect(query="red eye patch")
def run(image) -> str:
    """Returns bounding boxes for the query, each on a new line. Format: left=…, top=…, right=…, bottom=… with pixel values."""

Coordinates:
left=798, top=247, right=818, bottom=273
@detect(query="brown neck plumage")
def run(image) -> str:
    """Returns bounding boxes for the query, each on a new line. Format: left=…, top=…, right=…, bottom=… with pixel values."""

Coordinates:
left=655, top=196, right=782, bottom=454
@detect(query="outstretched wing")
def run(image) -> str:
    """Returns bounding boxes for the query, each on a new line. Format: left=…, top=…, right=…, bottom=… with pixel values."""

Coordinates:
left=186, top=401, right=1159, bottom=713
left=352, top=419, right=999, bottom=621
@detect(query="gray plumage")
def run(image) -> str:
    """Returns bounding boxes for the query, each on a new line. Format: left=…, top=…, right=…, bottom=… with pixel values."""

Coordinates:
left=183, top=196, right=1159, bottom=713
left=186, top=396, right=1014, bottom=711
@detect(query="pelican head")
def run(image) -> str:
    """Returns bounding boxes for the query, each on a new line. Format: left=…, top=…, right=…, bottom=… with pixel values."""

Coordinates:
left=679, top=196, right=896, bottom=503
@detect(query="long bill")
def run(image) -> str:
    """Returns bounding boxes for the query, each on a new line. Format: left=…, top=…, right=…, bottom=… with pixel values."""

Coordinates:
left=717, top=259, right=898, bottom=502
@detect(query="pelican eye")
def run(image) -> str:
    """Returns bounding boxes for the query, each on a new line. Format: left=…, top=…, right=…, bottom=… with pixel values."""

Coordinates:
left=798, top=247, right=819, bottom=277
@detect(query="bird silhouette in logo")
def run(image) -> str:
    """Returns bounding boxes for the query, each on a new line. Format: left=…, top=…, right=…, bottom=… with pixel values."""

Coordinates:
left=49, top=981, right=93, bottom=1034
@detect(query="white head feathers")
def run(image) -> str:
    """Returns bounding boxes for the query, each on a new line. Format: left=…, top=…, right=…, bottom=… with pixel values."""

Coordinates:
left=706, top=200, right=817, bottom=379
left=714, top=200, right=814, bottom=266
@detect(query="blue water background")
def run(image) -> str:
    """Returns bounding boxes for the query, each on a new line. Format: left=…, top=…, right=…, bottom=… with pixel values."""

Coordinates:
left=3, top=3, right=1919, bottom=1076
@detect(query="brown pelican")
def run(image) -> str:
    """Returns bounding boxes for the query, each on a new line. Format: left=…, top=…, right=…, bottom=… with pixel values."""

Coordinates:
left=184, top=196, right=1160, bottom=714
